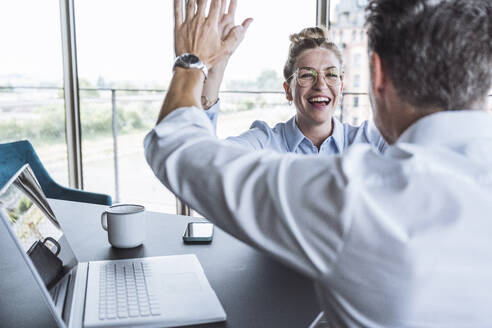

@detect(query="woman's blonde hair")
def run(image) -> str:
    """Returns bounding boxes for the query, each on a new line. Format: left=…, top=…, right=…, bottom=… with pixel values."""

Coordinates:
left=283, top=26, right=343, bottom=81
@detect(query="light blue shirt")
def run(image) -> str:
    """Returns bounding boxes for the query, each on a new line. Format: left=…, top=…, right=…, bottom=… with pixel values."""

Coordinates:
left=145, top=107, right=492, bottom=327
left=205, top=101, right=387, bottom=154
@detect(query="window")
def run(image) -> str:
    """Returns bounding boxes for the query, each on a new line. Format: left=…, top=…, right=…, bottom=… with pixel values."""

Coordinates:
left=0, top=0, right=68, bottom=185
left=353, top=75, right=360, bottom=88
left=74, top=0, right=174, bottom=212
left=354, top=96, right=359, bottom=108
left=1, top=1, right=319, bottom=214
left=354, top=54, right=361, bottom=68
left=73, top=0, right=316, bottom=213
left=330, top=0, right=371, bottom=125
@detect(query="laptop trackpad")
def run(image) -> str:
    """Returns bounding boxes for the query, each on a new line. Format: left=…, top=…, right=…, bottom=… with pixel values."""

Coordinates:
left=161, top=272, right=202, bottom=293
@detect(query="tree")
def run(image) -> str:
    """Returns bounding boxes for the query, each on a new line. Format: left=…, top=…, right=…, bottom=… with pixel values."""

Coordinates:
left=97, top=76, right=106, bottom=89
left=256, top=70, right=283, bottom=91
left=79, top=78, right=100, bottom=97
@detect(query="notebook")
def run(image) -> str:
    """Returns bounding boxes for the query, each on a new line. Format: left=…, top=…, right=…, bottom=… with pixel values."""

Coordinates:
left=0, top=164, right=226, bottom=328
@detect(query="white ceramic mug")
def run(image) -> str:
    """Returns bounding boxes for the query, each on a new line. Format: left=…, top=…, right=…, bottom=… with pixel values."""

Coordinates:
left=101, top=204, right=146, bottom=248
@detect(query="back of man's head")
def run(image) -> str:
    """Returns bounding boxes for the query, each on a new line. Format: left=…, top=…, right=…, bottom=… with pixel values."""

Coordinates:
left=365, top=0, right=492, bottom=111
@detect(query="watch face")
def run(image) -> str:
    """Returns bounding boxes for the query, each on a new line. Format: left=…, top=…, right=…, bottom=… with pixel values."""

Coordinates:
left=174, top=53, right=207, bottom=78
left=182, top=53, right=200, bottom=64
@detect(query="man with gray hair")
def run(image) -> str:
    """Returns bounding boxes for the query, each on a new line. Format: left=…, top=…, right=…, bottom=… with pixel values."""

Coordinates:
left=145, top=0, right=492, bottom=326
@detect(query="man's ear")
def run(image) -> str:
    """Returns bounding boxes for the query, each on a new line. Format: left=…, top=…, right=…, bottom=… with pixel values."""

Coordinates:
left=283, top=81, right=293, bottom=101
left=370, top=52, right=386, bottom=96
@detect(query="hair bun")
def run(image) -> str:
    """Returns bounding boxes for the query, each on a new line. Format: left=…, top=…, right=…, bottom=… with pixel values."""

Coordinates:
left=283, top=25, right=342, bottom=81
left=289, top=26, right=329, bottom=44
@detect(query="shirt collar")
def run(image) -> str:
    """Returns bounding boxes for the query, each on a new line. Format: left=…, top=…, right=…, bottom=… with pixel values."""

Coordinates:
left=285, top=116, right=307, bottom=152
left=328, top=117, right=344, bottom=153
left=397, top=110, right=492, bottom=146
left=285, top=116, right=344, bottom=152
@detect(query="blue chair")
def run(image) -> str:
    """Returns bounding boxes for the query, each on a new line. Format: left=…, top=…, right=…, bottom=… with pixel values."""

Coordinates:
left=0, top=140, right=112, bottom=206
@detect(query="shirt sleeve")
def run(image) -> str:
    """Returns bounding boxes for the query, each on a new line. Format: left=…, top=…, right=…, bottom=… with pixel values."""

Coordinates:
left=144, top=107, right=354, bottom=280
left=346, top=120, right=388, bottom=153
left=223, top=120, right=272, bottom=151
left=367, top=120, right=388, bottom=152
left=205, top=102, right=270, bottom=150
left=204, top=99, right=220, bottom=131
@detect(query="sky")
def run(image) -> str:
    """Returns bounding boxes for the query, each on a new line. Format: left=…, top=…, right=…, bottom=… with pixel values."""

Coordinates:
left=0, top=0, right=334, bottom=87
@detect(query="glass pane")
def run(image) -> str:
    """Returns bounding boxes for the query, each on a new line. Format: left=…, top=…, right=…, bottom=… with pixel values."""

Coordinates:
left=78, top=88, right=166, bottom=210
left=0, top=1, right=68, bottom=186
left=75, top=0, right=175, bottom=213
left=329, top=0, right=371, bottom=125
left=74, top=0, right=316, bottom=214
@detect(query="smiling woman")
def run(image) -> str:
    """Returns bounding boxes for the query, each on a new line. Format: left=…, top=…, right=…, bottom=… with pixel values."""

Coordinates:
left=284, top=46, right=343, bottom=147
left=206, top=26, right=387, bottom=155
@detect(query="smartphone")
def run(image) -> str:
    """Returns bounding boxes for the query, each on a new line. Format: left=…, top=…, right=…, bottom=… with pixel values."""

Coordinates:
left=182, top=222, right=214, bottom=243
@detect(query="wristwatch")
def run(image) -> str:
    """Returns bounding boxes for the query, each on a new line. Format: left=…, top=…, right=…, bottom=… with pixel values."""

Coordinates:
left=173, top=53, right=208, bottom=79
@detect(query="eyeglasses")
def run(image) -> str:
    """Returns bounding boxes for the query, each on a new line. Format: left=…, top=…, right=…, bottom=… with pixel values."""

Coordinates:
left=289, top=67, right=342, bottom=87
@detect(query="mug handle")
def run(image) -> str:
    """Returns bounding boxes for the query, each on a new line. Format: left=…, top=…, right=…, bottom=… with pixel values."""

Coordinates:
left=43, top=237, right=61, bottom=256
left=101, top=211, right=108, bottom=231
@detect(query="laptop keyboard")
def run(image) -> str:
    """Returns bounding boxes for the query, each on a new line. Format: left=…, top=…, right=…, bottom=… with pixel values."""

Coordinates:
left=98, top=261, right=161, bottom=320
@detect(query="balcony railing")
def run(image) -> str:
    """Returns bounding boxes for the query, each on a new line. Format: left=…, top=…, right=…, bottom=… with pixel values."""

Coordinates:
left=1, top=85, right=491, bottom=214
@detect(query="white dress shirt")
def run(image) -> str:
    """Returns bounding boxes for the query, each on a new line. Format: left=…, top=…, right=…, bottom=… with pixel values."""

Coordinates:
left=144, top=107, right=492, bottom=327
left=205, top=101, right=387, bottom=154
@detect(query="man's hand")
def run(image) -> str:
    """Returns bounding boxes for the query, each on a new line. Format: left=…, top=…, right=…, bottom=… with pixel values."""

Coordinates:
left=174, top=0, right=252, bottom=69
left=157, top=0, right=252, bottom=124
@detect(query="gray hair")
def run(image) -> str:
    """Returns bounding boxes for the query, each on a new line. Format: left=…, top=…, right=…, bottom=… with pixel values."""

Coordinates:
left=365, top=0, right=492, bottom=110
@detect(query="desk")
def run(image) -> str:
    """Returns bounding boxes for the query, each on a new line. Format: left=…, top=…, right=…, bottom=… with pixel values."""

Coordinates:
left=49, top=199, right=320, bottom=328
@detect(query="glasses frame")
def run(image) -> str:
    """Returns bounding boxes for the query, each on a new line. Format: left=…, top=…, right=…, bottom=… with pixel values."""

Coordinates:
left=288, top=66, right=342, bottom=87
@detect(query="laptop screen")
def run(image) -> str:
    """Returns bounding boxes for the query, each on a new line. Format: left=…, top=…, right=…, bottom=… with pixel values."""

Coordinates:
left=0, top=167, right=62, bottom=251
left=0, top=165, right=78, bottom=288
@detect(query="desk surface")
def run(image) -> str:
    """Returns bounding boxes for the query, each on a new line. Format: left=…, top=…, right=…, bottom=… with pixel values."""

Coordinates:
left=50, top=199, right=320, bottom=328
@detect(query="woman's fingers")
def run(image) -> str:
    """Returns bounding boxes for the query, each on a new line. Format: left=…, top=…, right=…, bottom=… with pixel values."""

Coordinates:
left=223, top=17, right=252, bottom=53
left=228, top=0, right=237, bottom=16
left=220, top=0, right=227, bottom=16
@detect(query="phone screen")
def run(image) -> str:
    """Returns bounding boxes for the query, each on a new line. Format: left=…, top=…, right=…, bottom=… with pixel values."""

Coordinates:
left=183, top=222, right=214, bottom=243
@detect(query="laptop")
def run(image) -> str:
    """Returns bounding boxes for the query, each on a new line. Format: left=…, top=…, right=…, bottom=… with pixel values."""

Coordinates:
left=0, top=164, right=226, bottom=328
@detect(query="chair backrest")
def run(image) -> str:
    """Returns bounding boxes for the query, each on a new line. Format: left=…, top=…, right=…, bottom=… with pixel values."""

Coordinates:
left=0, top=140, right=112, bottom=205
